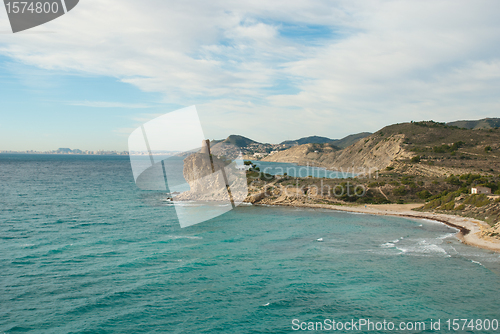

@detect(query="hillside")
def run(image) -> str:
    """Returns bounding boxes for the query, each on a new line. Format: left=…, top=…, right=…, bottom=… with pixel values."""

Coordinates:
left=263, top=132, right=411, bottom=172
left=222, top=135, right=258, bottom=147
left=280, top=136, right=334, bottom=145
left=334, top=132, right=372, bottom=149
left=280, top=132, right=371, bottom=148
left=447, top=117, right=500, bottom=130
left=263, top=121, right=500, bottom=176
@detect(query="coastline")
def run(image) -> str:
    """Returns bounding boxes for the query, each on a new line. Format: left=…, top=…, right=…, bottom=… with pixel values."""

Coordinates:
left=255, top=202, right=500, bottom=253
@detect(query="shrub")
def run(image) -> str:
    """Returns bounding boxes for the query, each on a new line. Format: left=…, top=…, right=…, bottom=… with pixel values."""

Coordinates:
left=445, top=175, right=462, bottom=186
left=401, top=176, right=414, bottom=184
left=393, top=186, right=407, bottom=196
left=440, top=201, right=455, bottom=210
left=423, top=198, right=442, bottom=209
left=417, top=190, right=432, bottom=199
left=411, top=156, right=421, bottom=163
left=386, top=166, right=394, bottom=171
left=485, top=146, right=492, bottom=152
left=464, top=194, right=490, bottom=207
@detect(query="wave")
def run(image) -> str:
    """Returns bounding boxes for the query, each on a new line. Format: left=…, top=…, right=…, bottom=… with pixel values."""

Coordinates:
left=164, top=235, right=203, bottom=240
left=471, top=259, right=483, bottom=266
left=395, top=238, right=448, bottom=256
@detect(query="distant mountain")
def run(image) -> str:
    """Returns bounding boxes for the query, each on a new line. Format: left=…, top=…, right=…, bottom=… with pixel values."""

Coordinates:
left=447, top=118, right=500, bottom=130
left=280, top=136, right=334, bottom=146
left=280, top=132, right=371, bottom=148
left=334, top=132, right=372, bottom=149
left=221, top=135, right=258, bottom=148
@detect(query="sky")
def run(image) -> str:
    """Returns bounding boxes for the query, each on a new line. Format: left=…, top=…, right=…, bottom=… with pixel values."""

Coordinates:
left=1, top=0, right=500, bottom=151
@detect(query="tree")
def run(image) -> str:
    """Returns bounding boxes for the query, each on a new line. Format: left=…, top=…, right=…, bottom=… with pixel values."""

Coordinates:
left=411, top=156, right=421, bottom=163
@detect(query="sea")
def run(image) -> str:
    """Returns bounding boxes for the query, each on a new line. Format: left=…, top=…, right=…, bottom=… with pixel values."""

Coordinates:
left=1, top=154, right=500, bottom=333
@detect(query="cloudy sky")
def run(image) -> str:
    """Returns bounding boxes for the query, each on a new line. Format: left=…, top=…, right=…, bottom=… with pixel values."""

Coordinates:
left=1, top=0, right=500, bottom=151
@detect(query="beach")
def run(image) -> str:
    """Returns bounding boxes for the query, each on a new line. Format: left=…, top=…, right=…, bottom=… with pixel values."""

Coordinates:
left=259, top=202, right=500, bottom=253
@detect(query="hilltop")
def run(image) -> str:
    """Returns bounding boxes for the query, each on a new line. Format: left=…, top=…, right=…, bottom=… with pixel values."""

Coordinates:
left=281, top=136, right=334, bottom=146
left=333, top=132, right=372, bottom=149
left=447, top=117, right=500, bottom=130
left=279, top=132, right=371, bottom=148
left=220, top=135, right=258, bottom=147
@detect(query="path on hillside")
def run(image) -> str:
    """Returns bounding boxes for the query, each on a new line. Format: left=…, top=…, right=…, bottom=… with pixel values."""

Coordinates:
left=378, top=187, right=389, bottom=200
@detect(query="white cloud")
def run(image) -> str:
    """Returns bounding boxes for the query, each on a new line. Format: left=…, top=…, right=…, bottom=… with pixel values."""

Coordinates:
left=1, top=0, right=500, bottom=142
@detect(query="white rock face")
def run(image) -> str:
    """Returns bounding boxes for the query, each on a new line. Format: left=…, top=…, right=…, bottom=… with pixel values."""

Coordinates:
left=174, top=153, right=247, bottom=202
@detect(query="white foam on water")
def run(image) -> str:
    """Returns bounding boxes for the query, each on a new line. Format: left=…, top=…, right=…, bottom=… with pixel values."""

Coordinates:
left=471, top=260, right=483, bottom=266
left=419, top=218, right=447, bottom=225
left=165, top=235, right=203, bottom=240
left=396, top=238, right=448, bottom=256
left=437, top=233, right=455, bottom=240
left=345, top=211, right=367, bottom=215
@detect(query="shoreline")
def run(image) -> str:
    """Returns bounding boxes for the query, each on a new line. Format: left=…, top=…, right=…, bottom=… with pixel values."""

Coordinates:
left=254, top=202, right=500, bottom=253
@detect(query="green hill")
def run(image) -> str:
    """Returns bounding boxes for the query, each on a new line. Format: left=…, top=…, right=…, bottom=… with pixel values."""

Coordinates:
left=222, top=135, right=258, bottom=148
left=280, top=132, right=371, bottom=148
left=447, top=117, right=500, bottom=130
left=280, top=136, right=334, bottom=145
left=334, top=132, right=372, bottom=149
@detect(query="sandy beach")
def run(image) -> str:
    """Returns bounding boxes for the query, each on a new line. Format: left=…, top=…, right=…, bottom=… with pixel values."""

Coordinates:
left=261, top=202, right=500, bottom=253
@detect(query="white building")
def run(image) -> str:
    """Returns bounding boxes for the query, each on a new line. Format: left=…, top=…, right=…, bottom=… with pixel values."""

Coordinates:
left=471, top=186, right=491, bottom=194
left=253, top=152, right=266, bottom=159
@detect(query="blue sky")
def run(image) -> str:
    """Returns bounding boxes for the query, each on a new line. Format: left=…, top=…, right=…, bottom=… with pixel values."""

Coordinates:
left=1, top=0, right=500, bottom=151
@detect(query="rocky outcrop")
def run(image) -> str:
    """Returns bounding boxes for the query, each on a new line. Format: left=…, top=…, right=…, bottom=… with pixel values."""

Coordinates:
left=174, top=153, right=247, bottom=202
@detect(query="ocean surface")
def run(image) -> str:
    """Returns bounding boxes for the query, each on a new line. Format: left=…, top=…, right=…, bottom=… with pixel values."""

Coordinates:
left=1, top=154, right=500, bottom=333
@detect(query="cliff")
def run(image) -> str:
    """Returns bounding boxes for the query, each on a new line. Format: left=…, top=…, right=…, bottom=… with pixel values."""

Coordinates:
left=263, top=133, right=412, bottom=173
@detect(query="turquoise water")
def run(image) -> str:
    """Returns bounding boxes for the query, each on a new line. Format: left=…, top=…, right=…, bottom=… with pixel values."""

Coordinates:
left=1, top=154, right=500, bottom=333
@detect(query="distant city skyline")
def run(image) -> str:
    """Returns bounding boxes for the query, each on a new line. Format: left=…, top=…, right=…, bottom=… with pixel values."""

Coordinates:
left=2, top=1, right=500, bottom=151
